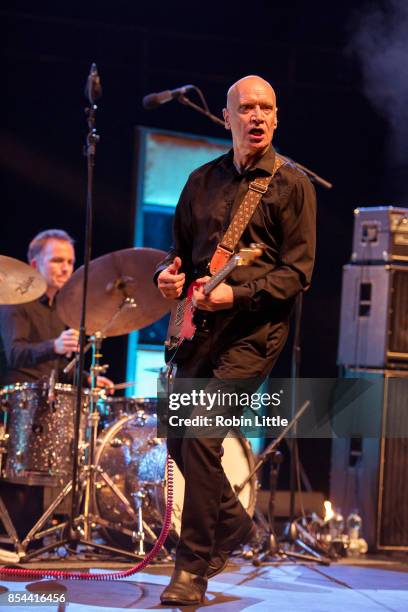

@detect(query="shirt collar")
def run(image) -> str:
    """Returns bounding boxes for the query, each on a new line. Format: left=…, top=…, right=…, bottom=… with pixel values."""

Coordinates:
left=220, top=145, right=276, bottom=177
left=39, top=292, right=56, bottom=309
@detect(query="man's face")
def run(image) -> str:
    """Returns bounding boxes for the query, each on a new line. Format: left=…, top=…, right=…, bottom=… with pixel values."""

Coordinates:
left=223, top=77, right=278, bottom=160
left=31, top=239, right=75, bottom=291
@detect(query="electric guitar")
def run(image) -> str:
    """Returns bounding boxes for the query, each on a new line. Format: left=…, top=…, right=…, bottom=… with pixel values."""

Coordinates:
left=165, top=244, right=263, bottom=364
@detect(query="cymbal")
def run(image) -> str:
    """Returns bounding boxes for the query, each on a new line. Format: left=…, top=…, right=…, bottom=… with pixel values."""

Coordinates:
left=56, top=248, right=170, bottom=336
left=0, top=255, right=46, bottom=305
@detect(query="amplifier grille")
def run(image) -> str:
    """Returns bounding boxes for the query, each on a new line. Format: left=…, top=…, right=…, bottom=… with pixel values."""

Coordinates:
left=378, top=376, right=408, bottom=548
left=389, top=270, right=408, bottom=355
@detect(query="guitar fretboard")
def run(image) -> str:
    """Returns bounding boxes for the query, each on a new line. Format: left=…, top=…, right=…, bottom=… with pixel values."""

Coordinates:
left=203, top=255, right=239, bottom=295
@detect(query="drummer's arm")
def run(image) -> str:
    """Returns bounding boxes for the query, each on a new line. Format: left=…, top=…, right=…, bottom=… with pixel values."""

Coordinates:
left=0, top=305, right=57, bottom=368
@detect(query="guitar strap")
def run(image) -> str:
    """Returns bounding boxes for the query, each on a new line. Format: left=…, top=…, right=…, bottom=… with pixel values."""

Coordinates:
left=209, top=154, right=286, bottom=274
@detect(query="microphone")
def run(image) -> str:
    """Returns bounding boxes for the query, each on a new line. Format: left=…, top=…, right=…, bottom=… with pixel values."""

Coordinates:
left=142, top=85, right=195, bottom=110
left=84, top=62, right=102, bottom=104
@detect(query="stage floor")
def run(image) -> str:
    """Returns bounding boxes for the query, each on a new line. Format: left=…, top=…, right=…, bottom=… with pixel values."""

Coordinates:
left=1, top=556, right=408, bottom=611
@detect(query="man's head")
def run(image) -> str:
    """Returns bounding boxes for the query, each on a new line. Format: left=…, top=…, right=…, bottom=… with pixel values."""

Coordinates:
left=28, top=229, right=75, bottom=294
left=223, top=75, right=278, bottom=167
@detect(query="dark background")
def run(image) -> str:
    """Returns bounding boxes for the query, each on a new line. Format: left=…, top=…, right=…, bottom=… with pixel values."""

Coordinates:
left=2, top=1, right=405, bottom=495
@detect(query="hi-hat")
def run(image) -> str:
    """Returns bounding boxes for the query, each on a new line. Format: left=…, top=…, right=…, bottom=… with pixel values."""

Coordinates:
left=56, top=248, right=170, bottom=336
left=0, top=255, right=46, bottom=305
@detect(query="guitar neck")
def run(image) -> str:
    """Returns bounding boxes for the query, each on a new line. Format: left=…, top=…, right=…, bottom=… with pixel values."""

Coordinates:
left=203, top=256, right=239, bottom=295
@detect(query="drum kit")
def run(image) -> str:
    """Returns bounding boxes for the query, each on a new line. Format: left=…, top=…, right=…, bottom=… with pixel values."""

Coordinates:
left=0, top=251, right=258, bottom=561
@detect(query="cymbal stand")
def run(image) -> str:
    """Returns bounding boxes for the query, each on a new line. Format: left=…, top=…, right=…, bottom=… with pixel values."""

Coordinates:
left=71, top=332, right=166, bottom=559
left=75, top=295, right=137, bottom=540
left=0, top=495, right=24, bottom=561
left=253, top=449, right=284, bottom=560
left=63, top=296, right=137, bottom=377
left=82, top=331, right=106, bottom=541
left=234, top=400, right=330, bottom=565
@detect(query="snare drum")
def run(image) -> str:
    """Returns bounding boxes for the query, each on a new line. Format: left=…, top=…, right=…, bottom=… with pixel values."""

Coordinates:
left=0, top=382, right=88, bottom=486
left=94, top=411, right=257, bottom=548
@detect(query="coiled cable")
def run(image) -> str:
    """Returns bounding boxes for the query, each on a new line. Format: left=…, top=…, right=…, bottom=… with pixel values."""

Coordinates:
left=0, top=454, right=174, bottom=580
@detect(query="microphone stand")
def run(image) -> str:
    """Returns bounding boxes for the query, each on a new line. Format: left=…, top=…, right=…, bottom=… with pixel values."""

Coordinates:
left=176, top=93, right=333, bottom=190
left=19, top=66, right=162, bottom=562
left=178, top=93, right=225, bottom=127
left=68, top=62, right=102, bottom=540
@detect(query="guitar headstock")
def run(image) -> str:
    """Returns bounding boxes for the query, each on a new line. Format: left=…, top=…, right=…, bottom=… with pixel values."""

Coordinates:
left=234, top=243, right=264, bottom=266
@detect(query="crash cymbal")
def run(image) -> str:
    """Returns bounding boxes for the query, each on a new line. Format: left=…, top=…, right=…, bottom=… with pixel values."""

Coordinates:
left=0, top=255, right=46, bottom=305
left=56, top=248, right=170, bottom=336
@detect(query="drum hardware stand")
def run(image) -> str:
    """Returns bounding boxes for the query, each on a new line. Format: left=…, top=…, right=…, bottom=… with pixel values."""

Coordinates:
left=63, top=296, right=137, bottom=377
left=2, top=310, right=151, bottom=562
left=0, top=495, right=24, bottom=561
left=131, top=489, right=148, bottom=556
left=234, top=399, right=330, bottom=565
left=0, top=405, right=23, bottom=558
left=277, top=293, right=331, bottom=564
left=243, top=295, right=331, bottom=566
left=251, top=449, right=283, bottom=560
left=15, top=333, right=166, bottom=561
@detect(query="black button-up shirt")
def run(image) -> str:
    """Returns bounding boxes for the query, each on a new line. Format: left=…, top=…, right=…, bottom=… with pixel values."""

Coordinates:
left=0, top=294, right=68, bottom=385
left=156, top=146, right=316, bottom=314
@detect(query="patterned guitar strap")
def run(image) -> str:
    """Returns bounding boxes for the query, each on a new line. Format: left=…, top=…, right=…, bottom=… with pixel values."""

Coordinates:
left=209, top=154, right=286, bottom=274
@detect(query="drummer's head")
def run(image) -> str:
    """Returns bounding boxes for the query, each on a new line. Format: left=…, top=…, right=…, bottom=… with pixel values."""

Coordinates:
left=28, top=229, right=75, bottom=296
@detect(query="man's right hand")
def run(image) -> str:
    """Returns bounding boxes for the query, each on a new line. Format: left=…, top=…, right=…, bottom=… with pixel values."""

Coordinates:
left=157, top=257, right=185, bottom=299
left=54, top=328, right=80, bottom=356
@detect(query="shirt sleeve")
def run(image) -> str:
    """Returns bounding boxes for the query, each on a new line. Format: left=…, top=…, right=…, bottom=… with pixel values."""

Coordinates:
left=231, top=175, right=317, bottom=311
left=153, top=178, right=194, bottom=288
left=0, top=305, right=57, bottom=368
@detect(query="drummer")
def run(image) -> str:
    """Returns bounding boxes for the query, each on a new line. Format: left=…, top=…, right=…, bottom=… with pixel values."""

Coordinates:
left=0, top=229, right=112, bottom=388
left=0, top=229, right=113, bottom=541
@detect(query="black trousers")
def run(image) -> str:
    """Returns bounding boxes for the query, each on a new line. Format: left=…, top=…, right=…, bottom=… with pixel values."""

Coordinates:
left=167, top=312, right=289, bottom=575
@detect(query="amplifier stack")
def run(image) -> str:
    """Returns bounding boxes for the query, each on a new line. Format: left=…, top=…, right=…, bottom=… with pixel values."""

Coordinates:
left=332, top=206, right=408, bottom=550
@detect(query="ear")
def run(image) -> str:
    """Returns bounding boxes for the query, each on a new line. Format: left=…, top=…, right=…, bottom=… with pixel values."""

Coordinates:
left=223, top=107, right=231, bottom=130
left=273, top=108, right=278, bottom=129
left=30, top=259, right=38, bottom=270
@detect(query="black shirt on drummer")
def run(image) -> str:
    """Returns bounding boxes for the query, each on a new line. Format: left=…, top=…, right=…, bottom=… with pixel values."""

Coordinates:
left=0, top=294, right=69, bottom=385
left=0, top=230, right=79, bottom=386
left=0, top=231, right=115, bottom=388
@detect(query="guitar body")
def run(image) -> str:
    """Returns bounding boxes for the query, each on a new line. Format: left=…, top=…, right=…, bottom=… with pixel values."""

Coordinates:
left=164, top=245, right=263, bottom=364
left=179, top=282, right=197, bottom=340
left=164, top=282, right=204, bottom=364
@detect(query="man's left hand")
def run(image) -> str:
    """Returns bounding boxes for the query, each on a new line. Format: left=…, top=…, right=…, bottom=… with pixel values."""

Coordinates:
left=193, top=277, right=234, bottom=311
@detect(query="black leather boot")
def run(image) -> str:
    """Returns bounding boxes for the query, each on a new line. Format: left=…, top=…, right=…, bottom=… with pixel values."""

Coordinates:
left=160, top=569, right=208, bottom=605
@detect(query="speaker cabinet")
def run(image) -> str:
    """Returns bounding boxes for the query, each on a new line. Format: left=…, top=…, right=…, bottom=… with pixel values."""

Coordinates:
left=330, top=368, right=408, bottom=550
left=351, top=206, right=408, bottom=263
left=338, top=265, right=408, bottom=368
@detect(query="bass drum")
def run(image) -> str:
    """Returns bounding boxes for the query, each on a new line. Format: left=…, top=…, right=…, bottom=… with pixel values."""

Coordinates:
left=94, top=412, right=257, bottom=548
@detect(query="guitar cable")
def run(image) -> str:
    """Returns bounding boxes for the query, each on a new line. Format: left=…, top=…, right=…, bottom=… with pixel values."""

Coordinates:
left=0, top=454, right=174, bottom=581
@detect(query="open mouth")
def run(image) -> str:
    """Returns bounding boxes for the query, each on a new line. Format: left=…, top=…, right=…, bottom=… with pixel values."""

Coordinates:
left=249, top=127, right=264, bottom=139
